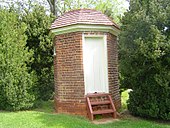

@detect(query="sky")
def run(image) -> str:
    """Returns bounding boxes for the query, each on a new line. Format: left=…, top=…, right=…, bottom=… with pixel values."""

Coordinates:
left=0, top=0, right=129, bottom=9
left=0, top=0, right=129, bottom=19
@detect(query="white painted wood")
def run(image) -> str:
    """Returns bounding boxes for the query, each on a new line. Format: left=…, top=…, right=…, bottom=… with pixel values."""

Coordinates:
left=83, top=35, right=108, bottom=94
left=50, top=24, right=120, bottom=37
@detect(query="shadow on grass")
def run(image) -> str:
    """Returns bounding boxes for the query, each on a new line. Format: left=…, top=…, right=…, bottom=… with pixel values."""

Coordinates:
left=1, top=109, right=170, bottom=128
left=37, top=113, right=101, bottom=128
left=37, top=112, right=169, bottom=128
left=32, top=99, right=170, bottom=128
left=33, top=100, right=101, bottom=128
left=33, top=100, right=55, bottom=113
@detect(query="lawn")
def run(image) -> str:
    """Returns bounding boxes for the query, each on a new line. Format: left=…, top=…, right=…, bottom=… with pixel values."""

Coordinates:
left=0, top=92, right=170, bottom=128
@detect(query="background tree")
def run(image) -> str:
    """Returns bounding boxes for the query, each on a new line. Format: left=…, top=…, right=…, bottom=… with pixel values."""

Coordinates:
left=0, top=8, right=35, bottom=111
left=21, top=5, right=55, bottom=100
left=119, top=0, right=170, bottom=120
left=0, top=0, right=55, bottom=101
left=95, top=0, right=128, bottom=24
left=47, top=0, right=97, bottom=16
left=47, top=0, right=56, bottom=15
left=46, top=0, right=129, bottom=24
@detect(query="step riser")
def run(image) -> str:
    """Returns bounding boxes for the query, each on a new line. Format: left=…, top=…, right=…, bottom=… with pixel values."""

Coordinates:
left=93, top=109, right=115, bottom=115
left=91, top=101, right=110, bottom=105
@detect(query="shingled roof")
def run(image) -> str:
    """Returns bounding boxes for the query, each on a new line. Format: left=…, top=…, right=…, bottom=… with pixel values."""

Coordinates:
left=51, top=9, right=119, bottom=29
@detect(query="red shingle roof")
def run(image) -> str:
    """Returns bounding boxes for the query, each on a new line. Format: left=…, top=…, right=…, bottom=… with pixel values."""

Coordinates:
left=51, top=9, right=119, bottom=29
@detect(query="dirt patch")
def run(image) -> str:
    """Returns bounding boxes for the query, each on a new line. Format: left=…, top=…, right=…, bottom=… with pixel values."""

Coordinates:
left=92, top=117, right=120, bottom=124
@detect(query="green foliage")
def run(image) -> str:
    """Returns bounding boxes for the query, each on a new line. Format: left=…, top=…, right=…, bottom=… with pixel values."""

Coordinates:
left=21, top=5, right=55, bottom=100
left=0, top=9, right=35, bottom=111
left=119, top=0, right=170, bottom=120
left=120, top=90, right=129, bottom=111
left=95, top=0, right=128, bottom=24
left=47, top=0, right=128, bottom=24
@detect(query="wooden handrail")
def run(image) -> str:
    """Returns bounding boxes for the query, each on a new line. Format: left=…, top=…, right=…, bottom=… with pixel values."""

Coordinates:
left=86, top=97, right=93, bottom=114
left=108, top=95, right=117, bottom=118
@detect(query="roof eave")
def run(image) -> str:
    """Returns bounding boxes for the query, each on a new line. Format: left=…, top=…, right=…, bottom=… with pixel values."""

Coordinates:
left=50, top=24, right=120, bottom=37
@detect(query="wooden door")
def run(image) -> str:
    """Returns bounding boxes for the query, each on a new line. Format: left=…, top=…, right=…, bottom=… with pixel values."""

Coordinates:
left=83, top=36, right=108, bottom=94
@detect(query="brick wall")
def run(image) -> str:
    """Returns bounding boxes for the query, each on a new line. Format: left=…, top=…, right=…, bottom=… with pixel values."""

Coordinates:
left=54, top=31, right=121, bottom=117
left=107, top=33, right=121, bottom=109
left=54, top=32, right=86, bottom=116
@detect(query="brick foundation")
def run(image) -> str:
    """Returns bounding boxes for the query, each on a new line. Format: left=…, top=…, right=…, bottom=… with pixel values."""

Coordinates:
left=54, top=97, right=87, bottom=116
left=54, top=31, right=121, bottom=117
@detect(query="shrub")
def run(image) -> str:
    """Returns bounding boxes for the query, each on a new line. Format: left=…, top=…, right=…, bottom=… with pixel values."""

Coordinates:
left=119, top=0, right=170, bottom=120
left=0, top=9, right=35, bottom=111
left=21, top=5, right=55, bottom=100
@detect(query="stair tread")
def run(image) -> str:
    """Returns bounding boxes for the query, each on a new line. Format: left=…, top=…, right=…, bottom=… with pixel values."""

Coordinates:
left=93, top=109, right=115, bottom=115
left=87, top=93, right=111, bottom=97
left=91, top=101, right=111, bottom=105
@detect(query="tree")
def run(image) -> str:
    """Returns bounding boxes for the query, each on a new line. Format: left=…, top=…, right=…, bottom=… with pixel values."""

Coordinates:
left=0, top=8, right=35, bottom=111
left=95, top=0, right=129, bottom=24
left=46, top=0, right=97, bottom=16
left=0, top=2, right=55, bottom=101
left=119, top=0, right=170, bottom=120
left=47, top=0, right=56, bottom=15
left=46, top=0, right=129, bottom=24
left=21, top=5, right=55, bottom=100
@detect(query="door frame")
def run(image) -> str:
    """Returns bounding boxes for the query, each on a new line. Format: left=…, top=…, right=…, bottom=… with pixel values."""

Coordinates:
left=82, top=34, right=109, bottom=94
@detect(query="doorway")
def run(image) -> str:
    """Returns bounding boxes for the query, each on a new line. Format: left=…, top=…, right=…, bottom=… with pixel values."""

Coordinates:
left=83, top=35, right=108, bottom=94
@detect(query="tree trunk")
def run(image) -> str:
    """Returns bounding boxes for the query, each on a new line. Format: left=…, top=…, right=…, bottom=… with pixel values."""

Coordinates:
left=47, top=0, right=57, bottom=16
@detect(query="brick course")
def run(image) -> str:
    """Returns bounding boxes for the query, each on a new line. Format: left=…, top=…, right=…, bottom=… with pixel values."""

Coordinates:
left=54, top=31, right=121, bottom=117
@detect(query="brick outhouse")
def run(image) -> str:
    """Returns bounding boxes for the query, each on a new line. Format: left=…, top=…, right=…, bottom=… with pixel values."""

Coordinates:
left=50, top=9, right=121, bottom=117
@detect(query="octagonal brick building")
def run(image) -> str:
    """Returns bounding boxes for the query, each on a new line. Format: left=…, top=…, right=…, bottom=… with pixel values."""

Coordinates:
left=50, top=9, right=121, bottom=117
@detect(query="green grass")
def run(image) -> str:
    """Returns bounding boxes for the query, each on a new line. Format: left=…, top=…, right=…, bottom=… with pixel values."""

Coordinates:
left=0, top=111, right=98, bottom=128
left=0, top=98, right=170, bottom=128
left=33, top=100, right=54, bottom=113
left=0, top=110, right=170, bottom=128
left=103, top=119, right=170, bottom=128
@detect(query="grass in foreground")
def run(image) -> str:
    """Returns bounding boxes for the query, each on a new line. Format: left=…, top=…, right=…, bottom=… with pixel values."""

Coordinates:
left=0, top=96, right=170, bottom=128
left=0, top=110, right=170, bottom=128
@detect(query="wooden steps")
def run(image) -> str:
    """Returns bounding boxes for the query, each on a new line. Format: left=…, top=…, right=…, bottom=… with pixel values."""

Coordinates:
left=93, top=109, right=114, bottom=115
left=86, top=93, right=117, bottom=120
left=91, top=101, right=110, bottom=105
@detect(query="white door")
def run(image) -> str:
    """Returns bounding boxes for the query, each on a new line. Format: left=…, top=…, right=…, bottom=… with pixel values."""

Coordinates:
left=83, top=36, right=108, bottom=94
